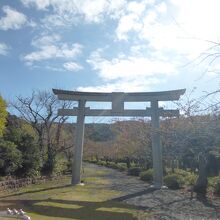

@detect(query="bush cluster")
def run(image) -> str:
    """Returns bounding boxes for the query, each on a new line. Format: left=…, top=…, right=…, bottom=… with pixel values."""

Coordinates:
left=214, top=181, right=220, bottom=196
left=164, top=174, right=184, bottom=189
left=128, top=167, right=142, bottom=176
left=106, top=162, right=127, bottom=171
left=93, top=160, right=127, bottom=171
left=209, top=176, right=220, bottom=196
left=97, top=161, right=107, bottom=166
left=140, top=169, right=153, bottom=183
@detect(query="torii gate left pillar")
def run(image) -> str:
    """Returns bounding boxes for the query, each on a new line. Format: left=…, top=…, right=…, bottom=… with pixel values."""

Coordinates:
left=72, top=100, right=86, bottom=184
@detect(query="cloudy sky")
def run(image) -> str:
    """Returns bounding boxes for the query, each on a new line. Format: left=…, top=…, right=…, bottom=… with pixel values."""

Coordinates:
left=1, top=0, right=220, bottom=101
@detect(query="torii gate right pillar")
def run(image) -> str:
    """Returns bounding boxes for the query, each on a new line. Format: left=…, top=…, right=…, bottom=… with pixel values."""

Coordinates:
left=151, top=100, right=163, bottom=188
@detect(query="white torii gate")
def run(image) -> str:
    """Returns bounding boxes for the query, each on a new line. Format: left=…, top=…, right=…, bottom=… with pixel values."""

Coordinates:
left=53, top=89, right=185, bottom=189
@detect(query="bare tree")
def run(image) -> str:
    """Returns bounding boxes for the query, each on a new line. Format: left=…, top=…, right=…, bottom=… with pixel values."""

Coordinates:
left=11, top=90, right=74, bottom=174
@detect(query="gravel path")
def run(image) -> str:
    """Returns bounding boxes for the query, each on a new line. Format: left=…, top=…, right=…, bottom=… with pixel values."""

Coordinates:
left=84, top=163, right=220, bottom=220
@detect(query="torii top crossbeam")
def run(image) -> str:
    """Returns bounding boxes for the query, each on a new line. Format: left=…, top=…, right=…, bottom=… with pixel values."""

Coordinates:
left=53, top=89, right=186, bottom=117
left=53, top=89, right=186, bottom=102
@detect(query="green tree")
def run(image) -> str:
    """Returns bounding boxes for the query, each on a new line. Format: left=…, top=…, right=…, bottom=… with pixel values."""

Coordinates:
left=0, top=95, right=7, bottom=137
left=4, top=114, right=41, bottom=177
left=15, top=134, right=41, bottom=177
left=0, top=140, right=22, bottom=176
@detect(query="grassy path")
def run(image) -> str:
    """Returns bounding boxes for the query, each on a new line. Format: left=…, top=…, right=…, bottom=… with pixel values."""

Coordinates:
left=0, top=163, right=151, bottom=220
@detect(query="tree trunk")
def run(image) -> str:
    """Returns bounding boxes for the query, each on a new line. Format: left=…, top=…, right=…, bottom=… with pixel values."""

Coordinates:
left=193, top=152, right=208, bottom=198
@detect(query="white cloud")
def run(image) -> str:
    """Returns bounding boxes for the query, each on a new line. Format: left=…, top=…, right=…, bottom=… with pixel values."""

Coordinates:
left=140, top=9, right=212, bottom=60
left=0, top=43, right=10, bottom=56
left=115, top=0, right=157, bottom=41
left=87, top=49, right=176, bottom=81
left=41, top=14, right=73, bottom=28
left=21, top=0, right=50, bottom=10
left=130, top=45, right=148, bottom=56
left=115, top=0, right=220, bottom=62
left=116, top=13, right=142, bottom=40
left=127, top=1, right=146, bottom=15
left=0, top=6, right=35, bottom=30
left=77, top=77, right=162, bottom=92
left=155, top=1, right=167, bottom=13
left=31, top=34, right=61, bottom=47
left=63, top=62, right=83, bottom=72
left=23, top=34, right=83, bottom=64
left=81, top=47, right=176, bottom=92
left=21, top=0, right=126, bottom=27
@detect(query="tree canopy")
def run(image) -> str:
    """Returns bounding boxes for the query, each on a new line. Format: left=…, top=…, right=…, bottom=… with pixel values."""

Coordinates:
left=0, top=95, right=7, bottom=137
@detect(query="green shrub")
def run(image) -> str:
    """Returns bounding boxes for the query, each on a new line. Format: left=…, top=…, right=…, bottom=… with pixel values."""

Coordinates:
left=185, top=173, right=197, bottom=186
left=97, top=161, right=106, bottom=166
left=209, top=176, right=220, bottom=196
left=128, top=167, right=142, bottom=176
left=106, top=162, right=116, bottom=169
left=53, top=155, right=68, bottom=176
left=173, top=169, right=190, bottom=178
left=115, top=163, right=127, bottom=171
left=89, top=160, right=97, bottom=164
left=140, top=169, right=153, bottom=183
left=106, top=162, right=126, bottom=171
left=167, top=169, right=196, bottom=187
left=214, top=181, right=220, bottom=196
left=164, top=174, right=184, bottom=189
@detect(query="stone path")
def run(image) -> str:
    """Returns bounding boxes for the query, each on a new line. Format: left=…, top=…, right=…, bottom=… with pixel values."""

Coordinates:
left=84, top=163, right=220, bottom=220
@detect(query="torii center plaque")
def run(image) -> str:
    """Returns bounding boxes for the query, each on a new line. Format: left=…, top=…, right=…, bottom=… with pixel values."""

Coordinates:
left=53, top=89, right=185, bottom=189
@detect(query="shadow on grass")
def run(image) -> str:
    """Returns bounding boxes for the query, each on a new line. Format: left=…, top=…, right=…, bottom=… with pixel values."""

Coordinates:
left=2, top=198, right=145, bottom=220
left=0, top=187, right=158, bottom=219
left=0, top=184, right=72, bottom=199
left=110, top=187, right=156, bottom=202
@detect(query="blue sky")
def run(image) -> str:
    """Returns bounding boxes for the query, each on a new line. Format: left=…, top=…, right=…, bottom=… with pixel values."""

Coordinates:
left=1, top=0, right=220, bottom=103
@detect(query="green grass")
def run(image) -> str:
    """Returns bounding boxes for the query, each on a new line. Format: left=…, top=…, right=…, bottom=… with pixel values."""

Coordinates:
left=0, top=166, right=152, bottom=220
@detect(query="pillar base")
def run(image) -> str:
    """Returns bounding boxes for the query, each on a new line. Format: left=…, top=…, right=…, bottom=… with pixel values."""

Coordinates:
left=71, top=179, right=85, bottom=186
left=150, top=184, right=168, bottom=189
left=71, top=180, right=80, bottom=185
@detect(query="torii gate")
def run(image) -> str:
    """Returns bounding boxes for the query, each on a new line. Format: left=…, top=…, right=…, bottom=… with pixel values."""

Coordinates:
left=53, top=88, right=185, bottom=189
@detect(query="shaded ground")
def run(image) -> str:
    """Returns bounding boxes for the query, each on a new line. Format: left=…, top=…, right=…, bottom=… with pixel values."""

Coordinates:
left=85, top=163, right=220, bottom=220
left=0, top=163, right=220, bottom=220
left=0, top=164, right=150, bottom=220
